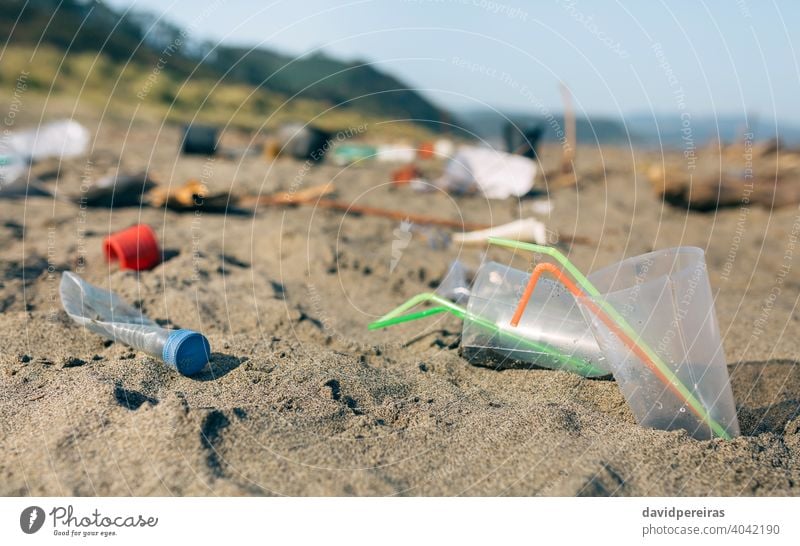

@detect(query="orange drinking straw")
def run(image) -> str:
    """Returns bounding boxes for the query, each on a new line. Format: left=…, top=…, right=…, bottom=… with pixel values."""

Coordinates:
left=510, top=262, right=707, bottom=425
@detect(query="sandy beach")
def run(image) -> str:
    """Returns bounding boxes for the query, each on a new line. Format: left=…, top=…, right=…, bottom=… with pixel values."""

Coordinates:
left=1, top=104, right=799, bottom=497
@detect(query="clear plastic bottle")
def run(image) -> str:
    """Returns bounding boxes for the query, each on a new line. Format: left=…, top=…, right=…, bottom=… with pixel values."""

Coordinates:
left=60, top=272, right=210, bottom=375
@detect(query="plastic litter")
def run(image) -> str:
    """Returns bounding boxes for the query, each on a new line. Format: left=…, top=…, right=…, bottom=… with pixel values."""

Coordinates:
left=371, top=238, right=740, bottom=439
left=82, top=172, right=157, bottom=208
left=375, top=144, right=417, bottom=163
left=462, top=261, right=608, bottom=375
left=272, top=123, right=331, bottom=162
left=0, top=149, right=26, bottom=185
left=369, top=250, right=608, bottom=378
left=529, top=199, right=554, bottom=216
left=491, top=239, right=739, bottom=440
left=147, top=179, right=232, bottom=212
left=181, top=124, right=218, bottom=155
left=503, top=122, right=544, bottom=159
left=391, top=164, right=424, bottom=186
left=416, top=142, right=435, bottom=160
left=331, top=144, right=377, bottom=166
left=433, top=139, right=455, bottom=158
left=103, top=224, right=161, bottom=271
left=452, top=217, right=549, bottom=246
left=0, top=176, right=54, bottom=199
left=10, top=119, right=89, bottom=162
left=580, top=247, right=740, bottom=440
left=435, top=146, right=537, bottom=199
left=60, top=272, right=210, bottom=375
left=434, top=260, right=470, bottom=304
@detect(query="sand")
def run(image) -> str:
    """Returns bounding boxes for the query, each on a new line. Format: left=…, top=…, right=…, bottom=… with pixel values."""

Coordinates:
left=1, top=107, right=800, bottom=496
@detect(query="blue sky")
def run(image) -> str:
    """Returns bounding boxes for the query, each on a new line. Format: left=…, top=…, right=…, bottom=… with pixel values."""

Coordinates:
left=108, top=0, right=800, bottom=123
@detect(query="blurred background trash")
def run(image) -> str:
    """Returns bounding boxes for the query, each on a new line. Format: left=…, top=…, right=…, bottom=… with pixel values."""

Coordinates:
left=375, top=143, right=417, bottom=163
left=434, top=146, right=537, bottom=198
left=181, top=124, right=219, bottom=156
left=331, top=143, right=377, bottom=165
left=9, top=119, right=89, bottom=162
left=82, top=172, right=157, bottom=208
left=503, top=121, right=544, bottom=160
left=268, top=122, right=332, bottom=162
left=0, top=148, right=27, bottom=186
left=391, top=164, right=425, bottom=186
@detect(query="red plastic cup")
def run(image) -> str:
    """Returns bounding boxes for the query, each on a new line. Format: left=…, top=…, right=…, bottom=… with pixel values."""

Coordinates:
left=103, top=224, right=161, bottom=271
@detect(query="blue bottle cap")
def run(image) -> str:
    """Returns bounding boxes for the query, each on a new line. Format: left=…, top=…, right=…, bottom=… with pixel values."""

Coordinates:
left=162, top=329, right=210, bottom=376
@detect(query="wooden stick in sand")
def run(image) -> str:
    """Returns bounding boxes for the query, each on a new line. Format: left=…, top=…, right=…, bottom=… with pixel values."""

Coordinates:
left=248, top=182, right=593, bottom=245
left=560, top=81, right=577, bottom=175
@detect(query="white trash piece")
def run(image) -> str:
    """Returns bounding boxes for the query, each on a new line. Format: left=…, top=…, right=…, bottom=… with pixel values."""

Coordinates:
left=375, top=144, right=417, bottom=163
left=11, top=119, right=90, bottom=162
left=452, top=218, right=548, bottom=246
left=436, top=146, right=537, bottom=199
left=60, top=272, right=210, bottom=375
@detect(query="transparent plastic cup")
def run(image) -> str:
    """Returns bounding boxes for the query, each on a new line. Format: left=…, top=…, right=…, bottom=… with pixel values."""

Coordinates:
left=581, top=247, right=740, bottom=440
left=461, top=262, right=609, bottom=377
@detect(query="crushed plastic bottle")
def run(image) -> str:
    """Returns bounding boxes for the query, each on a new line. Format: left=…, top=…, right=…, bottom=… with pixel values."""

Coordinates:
left=60, top=272, right=210, bottom=375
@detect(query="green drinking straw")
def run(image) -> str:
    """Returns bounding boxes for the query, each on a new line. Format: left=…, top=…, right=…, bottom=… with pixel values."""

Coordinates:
left=369, top=292, right=607, bottom=377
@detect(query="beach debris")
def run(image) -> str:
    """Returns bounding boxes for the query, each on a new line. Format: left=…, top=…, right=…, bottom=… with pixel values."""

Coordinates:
left=529, top=198, right=554, bottom=215
left=0, top=148, right=27, bottom=185
left=375, top=143, right=417, bottom=163
left=103, top=224, right=161, bottom=271
left=369, top=249, right=608, bottom=378
left=391, top=164, right=425, bottom=186
left=312, top=197, right=491, bottom=230
left=435, top=146, right=537, bottom=199
left=409, top=224, right=451, bottom=250
left=416, top=141, right=435, bottom=160
left=147, top=179, right=232, bottom=212
left=181, top=124, right=219, bottom=156
left=8, top=119, right=90, bottom=162
left=60, top=272, right=210, bottom=375
left=434, top=260, right=470, bottom=304
left=268, top=123, right=332, bottom=162
left=491, top=239, right=740, bottom=440
left=646, top=164, right=800, bottom=211
left=433, top=138, right=455, bottom=159
left=0, top=176, right=55, bottom=199
left=82, top=172, right=157, bottom=208
left=573, top=245, right=739, bottom=440
left=372, top=238, right=740, bottom=440
left=331, top=143, right=377, bottom=165
left=146, top=179, right=335, bottom=212
left=503, top=121, right=544, bottom=159
left=452, top=217, right=549, bottom=246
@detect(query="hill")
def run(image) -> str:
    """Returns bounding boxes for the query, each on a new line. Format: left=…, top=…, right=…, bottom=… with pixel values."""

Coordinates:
left=0, top=0, right=448, bottom=135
